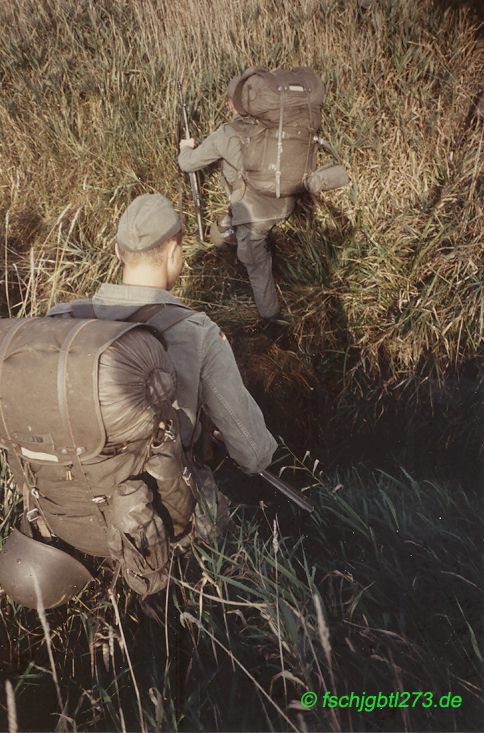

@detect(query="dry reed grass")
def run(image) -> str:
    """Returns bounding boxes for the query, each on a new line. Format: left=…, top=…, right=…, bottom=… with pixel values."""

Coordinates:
left=0, top=0, right=482, bottom=396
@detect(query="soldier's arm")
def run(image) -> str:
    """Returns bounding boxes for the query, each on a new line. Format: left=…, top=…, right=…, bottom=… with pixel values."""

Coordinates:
left=178, top=127, right=226, bottom=173
left=199, top=321, right=277, bottom=474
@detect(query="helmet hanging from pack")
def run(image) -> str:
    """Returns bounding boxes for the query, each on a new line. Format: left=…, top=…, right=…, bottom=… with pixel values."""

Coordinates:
left=0, top=529, right=93, bottom=609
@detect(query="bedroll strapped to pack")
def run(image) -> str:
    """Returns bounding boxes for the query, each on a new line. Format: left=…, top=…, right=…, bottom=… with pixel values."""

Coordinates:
left=0, top=302, right=197, bottom=602
left=231, top=67, right=325, bottom=198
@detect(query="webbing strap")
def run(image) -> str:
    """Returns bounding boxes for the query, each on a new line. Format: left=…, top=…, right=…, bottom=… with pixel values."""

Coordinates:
left=125, top=302, right=195, bottom=332
left=7, top=447, right=30, bottom=504
left=149, top=305, right=196, bottom=333
left=8, top=448, right=53, bottom=538
left=56, top=319, right=98, bottom=500
left=67, top=299, right=196, bottom=334
left=305, top=87, right=314, bottom=177
left=70, top=301, right=96, bottom=319
left=275, top=88, right=285, bottom=199
left=0, top=319, right=26, bottom=442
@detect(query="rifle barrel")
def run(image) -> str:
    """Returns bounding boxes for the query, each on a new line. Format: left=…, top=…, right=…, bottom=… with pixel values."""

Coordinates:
left=177, top=81, right=204, bottom=242
left=259, top=469, right=315, bottom=513
left=210, top=433, right=314, bottom=513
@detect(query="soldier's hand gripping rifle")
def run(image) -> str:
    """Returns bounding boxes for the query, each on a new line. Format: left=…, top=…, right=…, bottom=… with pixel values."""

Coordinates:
left=258, top=468, right=315, bottom=513
left=177, top=81, right=205, bottom=242
left=210, top=433, right=315, bottom=514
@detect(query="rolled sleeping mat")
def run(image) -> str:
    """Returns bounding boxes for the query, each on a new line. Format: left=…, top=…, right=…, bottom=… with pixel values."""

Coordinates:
left=305, top=164, right=349, bottom=194
left=99, top=327, right=177, bottom=448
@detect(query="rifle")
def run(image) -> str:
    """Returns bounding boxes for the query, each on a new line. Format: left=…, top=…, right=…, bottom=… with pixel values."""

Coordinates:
left=177, top=81, right=205, bottom=242
left=258, top=468, right=315, bottom=514
left=210, top=434, right=315, bottom=514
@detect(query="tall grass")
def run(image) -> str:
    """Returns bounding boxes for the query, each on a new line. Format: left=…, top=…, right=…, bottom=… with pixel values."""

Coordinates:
left=0, top=461, right=482, bottom=731
left=0, top=0, right=482, bottom=382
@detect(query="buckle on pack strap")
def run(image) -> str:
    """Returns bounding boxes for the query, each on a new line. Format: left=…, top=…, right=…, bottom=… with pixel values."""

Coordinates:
left=26, top=508, right=40, bottom=523
left=152, top=420, right=177, bottom=451
left=165, top=423, right=176, bottom=442
left=92, top=495, right=107, bottom=505
left=26, top=507, right=53, bottom=539
left=182, top=467, right=192, bottom=486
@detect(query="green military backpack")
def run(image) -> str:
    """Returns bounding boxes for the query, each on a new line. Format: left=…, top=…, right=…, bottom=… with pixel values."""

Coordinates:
left=0, top=301, right=197, bottom=602
left=230, top=67, right=326, bottom=198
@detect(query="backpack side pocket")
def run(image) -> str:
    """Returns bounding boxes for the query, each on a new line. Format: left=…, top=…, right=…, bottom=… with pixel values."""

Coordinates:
left=107, top=478, right=170, bottom=597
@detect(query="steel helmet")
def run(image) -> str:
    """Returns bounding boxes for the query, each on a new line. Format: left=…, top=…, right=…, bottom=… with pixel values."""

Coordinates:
left=0, top=529, right=93, bottom=609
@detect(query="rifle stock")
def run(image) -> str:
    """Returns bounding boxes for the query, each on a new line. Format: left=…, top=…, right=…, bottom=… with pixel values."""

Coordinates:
left=177, top=81, right=205, bottom=242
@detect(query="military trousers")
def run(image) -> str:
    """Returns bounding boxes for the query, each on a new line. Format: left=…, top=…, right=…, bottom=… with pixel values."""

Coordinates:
left=235, top=221, right=281, bottom=320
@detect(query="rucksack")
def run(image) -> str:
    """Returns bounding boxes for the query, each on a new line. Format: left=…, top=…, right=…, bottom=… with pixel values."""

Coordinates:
left=0, top=301, right=197, bottom=597
left=230, top=67, right=325, bottom=198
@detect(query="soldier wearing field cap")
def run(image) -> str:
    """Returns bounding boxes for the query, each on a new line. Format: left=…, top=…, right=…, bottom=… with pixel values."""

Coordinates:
left=179, top=68, right=349, bottom=328
left=178, top=77, right=296, bottom=322
left=49, top=193, right=277, bottom=536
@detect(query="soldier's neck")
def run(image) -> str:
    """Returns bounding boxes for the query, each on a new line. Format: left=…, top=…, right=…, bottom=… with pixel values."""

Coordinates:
left=122, top=265, right=169, bottom=291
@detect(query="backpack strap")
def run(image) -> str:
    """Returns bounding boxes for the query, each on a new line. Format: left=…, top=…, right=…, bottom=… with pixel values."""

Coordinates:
left=55, top=298, right=195, bottom=333
left=7, top=446, right=53, bottom=539
left=70, top=301, right=96, bottom=319
left=275, top=88, right=285, bottom=198
left=125, top=302, right=195, bottom=332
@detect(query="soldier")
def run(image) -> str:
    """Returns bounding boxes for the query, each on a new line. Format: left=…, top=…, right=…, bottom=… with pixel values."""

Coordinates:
left=178, top=76, right=296, bottom=322
left=104, top=193, right=276, bottom=472
left=53, top=191, right=278, bottom=534
left=0, top=193, right=277, bottom=608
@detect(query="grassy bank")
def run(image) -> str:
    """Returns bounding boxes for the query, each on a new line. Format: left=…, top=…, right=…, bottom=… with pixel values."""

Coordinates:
left=0, top=0, right=482, bottom=377
left=0, top=0, right=482, bottom=465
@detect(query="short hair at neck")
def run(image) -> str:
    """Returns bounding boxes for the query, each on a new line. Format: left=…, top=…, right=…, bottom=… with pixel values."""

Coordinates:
left=117, top=231, right=182, bottom=266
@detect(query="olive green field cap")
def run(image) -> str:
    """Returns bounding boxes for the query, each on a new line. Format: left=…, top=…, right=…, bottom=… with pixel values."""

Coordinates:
left=117, top=193, right=181, bottom=252
left=0, top=528, right=93, bottom=609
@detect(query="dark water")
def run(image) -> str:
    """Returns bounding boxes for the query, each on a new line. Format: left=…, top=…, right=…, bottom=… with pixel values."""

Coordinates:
left=236, top=332, right=484, bottom=493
